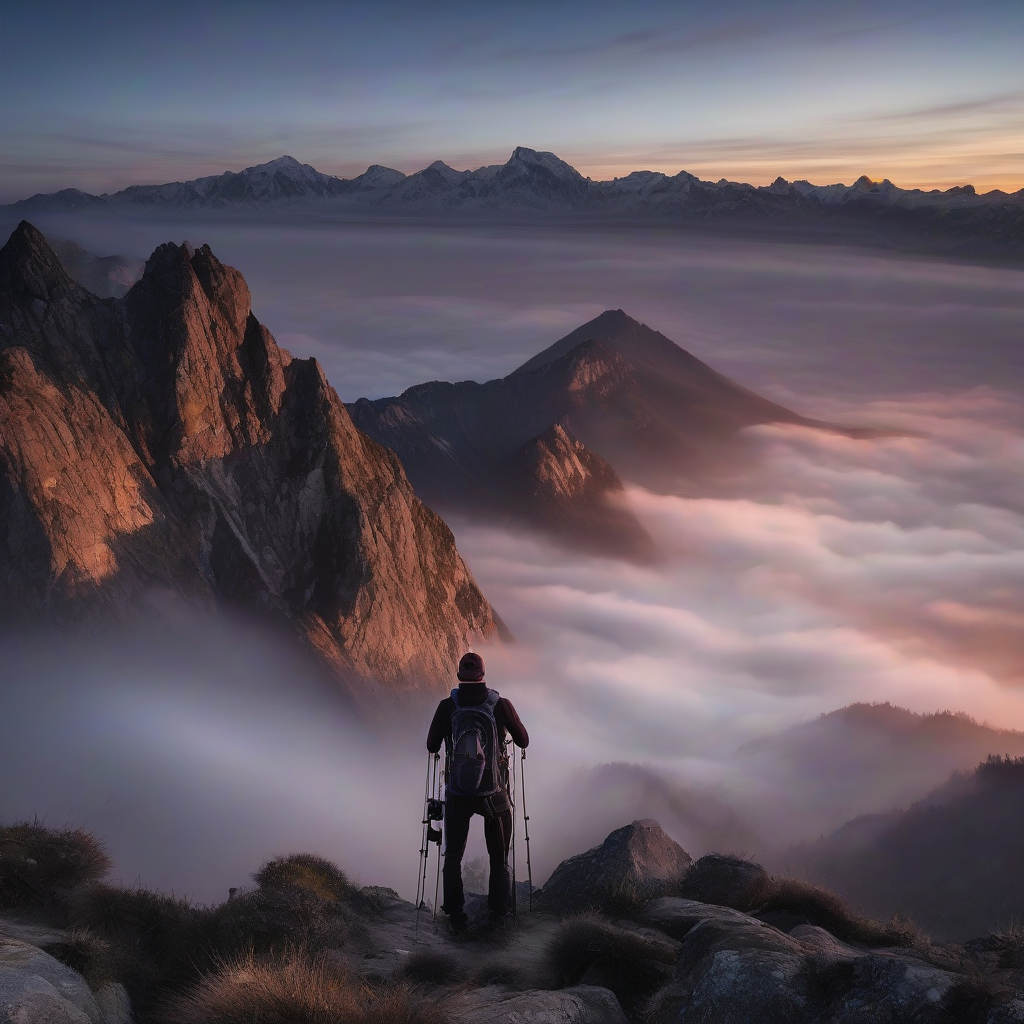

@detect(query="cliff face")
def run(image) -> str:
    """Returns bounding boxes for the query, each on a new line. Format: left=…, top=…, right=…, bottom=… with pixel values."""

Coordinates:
left=0, top=221, right=499, bottom=692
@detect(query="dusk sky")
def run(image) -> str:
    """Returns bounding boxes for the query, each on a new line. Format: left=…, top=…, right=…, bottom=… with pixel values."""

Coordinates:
left=2, top=0, right=1022, bottom=202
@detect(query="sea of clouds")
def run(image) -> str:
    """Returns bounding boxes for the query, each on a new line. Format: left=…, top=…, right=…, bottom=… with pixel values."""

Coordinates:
left=1, top=216, right=1021, bottom=900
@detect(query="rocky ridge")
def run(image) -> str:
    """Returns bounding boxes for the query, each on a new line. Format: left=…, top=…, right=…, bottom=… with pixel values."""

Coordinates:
left=0, top=221, right=499, bottom=693
left=10, top=148, right=1022, bottom=217
left=7, top=149, right=1022, bottom=259
left=3, top=818, right=1023, bottom=1024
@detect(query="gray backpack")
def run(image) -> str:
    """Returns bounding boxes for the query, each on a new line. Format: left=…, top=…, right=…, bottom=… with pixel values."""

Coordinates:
left=447, top=688, right=503, bottom=797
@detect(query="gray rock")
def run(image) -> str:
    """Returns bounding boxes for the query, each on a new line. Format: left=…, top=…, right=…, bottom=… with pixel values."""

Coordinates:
left=448, top=985, right=629, bottom=1024
left=93, top=984, right=131, bottom=1024
left=642, top=897, right=759, bottom=940
left=540, top=821, right=691, bottom=912
left=991, top=999, right=1024, bottom=1023
left=0, top=937, right=102, bottom=1024
left=647, top=895, right=999, bottom=1024
left=672, top=853, right=769, bottom=909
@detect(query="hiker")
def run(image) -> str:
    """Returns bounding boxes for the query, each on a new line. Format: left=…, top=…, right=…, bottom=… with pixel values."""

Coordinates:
left=426, top=652, right=529, bottom=932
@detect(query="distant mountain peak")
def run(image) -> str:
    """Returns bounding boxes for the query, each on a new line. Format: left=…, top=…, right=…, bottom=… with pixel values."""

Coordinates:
left=0, top=220, right=77, bottom=300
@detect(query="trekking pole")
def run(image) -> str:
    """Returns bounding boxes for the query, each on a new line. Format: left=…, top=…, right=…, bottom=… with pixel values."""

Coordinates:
left=520, top=748, right=533, bottom=912
left=414, top=751, right=433, bottom=937
left=432, top=756, right=443, bottom=922
left=509, top=739, right=517, bottom=919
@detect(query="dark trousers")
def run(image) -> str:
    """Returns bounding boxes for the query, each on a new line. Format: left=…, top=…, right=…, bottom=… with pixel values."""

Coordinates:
left=441, top=791, right=513, bottom=917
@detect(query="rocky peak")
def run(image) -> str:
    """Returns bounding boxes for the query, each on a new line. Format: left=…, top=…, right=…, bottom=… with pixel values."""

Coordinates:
left=0, top=221, right=78, bottom=305
left=0, top=223, right=500, bottom=695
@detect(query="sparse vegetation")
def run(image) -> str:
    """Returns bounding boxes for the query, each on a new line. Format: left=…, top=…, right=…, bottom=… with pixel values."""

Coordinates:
left=545, top=914, right=678, bottom=1014
left=472, top=955, right=527, bottom=989
left=155, top=948, right=447, bottom=1024
left=0, top=820, right=111, bottom=910
left=670, top=854, right=917, bottom=947
left=254, top=852, right=353, bottom=903
left=403, top=948, right=467, bottom=985
left=67, top=882, right=210, bottom=1012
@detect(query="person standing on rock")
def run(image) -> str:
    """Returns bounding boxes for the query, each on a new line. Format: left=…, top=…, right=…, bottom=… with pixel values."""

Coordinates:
left=426, top=652, right=529, bottom=932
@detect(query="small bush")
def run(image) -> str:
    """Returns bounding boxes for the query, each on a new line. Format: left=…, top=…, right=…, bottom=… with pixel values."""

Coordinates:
left=669, top=855, right=916, bottom=948
left=403, top=948, right=466, bottom=985
left=538, top=877, right=664, bottom=920
left=472, top=956, right=527, bottom=989
left=67, top=883, right=208, bottom=1011
left=751, top=877, right=917, bottom=948
left=39, top=927, right=116, bottom=988
left=208, top=881, right=349, bottom=960
left=254, top=853, right=352, bottom=903
left=0, top=821, right=111, bottom=909
left=155, top=948, right=447, bottom=1024
left=966, top=925, right=1024, bottom=969
left=545, top=914, right=677, bottom=1014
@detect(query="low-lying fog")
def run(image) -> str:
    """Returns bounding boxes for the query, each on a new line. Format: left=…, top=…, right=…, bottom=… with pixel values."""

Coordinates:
left=2, top=215, right=1022, bottom=904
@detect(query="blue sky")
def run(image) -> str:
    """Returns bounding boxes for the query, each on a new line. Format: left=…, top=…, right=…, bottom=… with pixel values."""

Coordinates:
left=1, top=0, right=1022, bottom=201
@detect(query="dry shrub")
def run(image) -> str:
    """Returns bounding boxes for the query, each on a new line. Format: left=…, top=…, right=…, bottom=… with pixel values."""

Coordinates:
left=254, top=853, right=352, bottom=903
left=0, top=821, right=110, bottom=910
left=402, top=948, right=466, bottom=985
left=545, top=914, right=677, bottom=1014
left=472, top=956, right=527, bottom=989
left=156, top=948, right=446, bottom=1024
left=966, top=924, right=1024, bottom=969
left=68, top=882, right=209, bottom=1011
left=540, top=878, right=663, bottom=920
left=751, top=877, right=917, bottom=948
left=39, top=927, right=117, bottom=988
left=598, top=879, right=657, bottom=920
left=670, top=855, right=916, bottom=948
left=208, top=882, right=349, bottom=961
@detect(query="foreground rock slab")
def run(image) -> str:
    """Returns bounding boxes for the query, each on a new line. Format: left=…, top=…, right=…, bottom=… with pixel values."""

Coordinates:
left=0, top=936, right=102, bottom=1024
left=448, top=985, right=629, bottom=1024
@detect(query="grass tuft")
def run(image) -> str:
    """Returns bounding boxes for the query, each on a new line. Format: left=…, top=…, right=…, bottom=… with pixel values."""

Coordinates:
left=254, top=853, right=353, bottom=903
left=545, top=914, right=678, bottom=1015
left=668, top=854, right=916, bottom=948
left=402, top=948, right=466, bottom=985
left=0, top=820, right=111, bottom=910
left=155, top=948, right=447, bottom=1024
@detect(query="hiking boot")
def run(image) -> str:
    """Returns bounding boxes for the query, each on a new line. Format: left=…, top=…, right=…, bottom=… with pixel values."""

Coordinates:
left=447, top=911, right=469, bottom=935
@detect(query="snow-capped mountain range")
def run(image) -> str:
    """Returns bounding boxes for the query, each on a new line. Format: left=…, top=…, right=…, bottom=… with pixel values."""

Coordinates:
left=9, top=148, right=1022, bottom=216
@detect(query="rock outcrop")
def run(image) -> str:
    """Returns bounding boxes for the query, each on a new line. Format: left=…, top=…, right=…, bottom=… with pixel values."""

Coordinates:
left=498, top=422, right=655, bottom=560
left=540, top=820, right=692, bottom=912
left=0, top=934, right=128, bottom=1024
left=448, top=985, right=630, bottom=1024
left=0, top=221, right=499, bottom=693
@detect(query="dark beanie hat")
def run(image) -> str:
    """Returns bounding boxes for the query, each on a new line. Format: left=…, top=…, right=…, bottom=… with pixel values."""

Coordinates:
left=457, top=652, right=485, bottom=682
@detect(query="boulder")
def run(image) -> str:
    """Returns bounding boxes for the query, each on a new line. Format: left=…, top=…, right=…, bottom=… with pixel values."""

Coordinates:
left=448, top=985, right=629, bottom=1024
left=646, top=901, right=1002, bottom=1024
left=0, top=937, right=102, bottom=1024
left=671, top=853, right=768, bottom=909
left=540, top=821, right=691, bottom=913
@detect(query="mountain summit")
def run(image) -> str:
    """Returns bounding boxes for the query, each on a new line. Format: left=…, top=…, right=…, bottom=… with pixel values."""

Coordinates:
left=0, top=221, right=499, bottom=693
left=348, top=310, right=844, bottom=556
